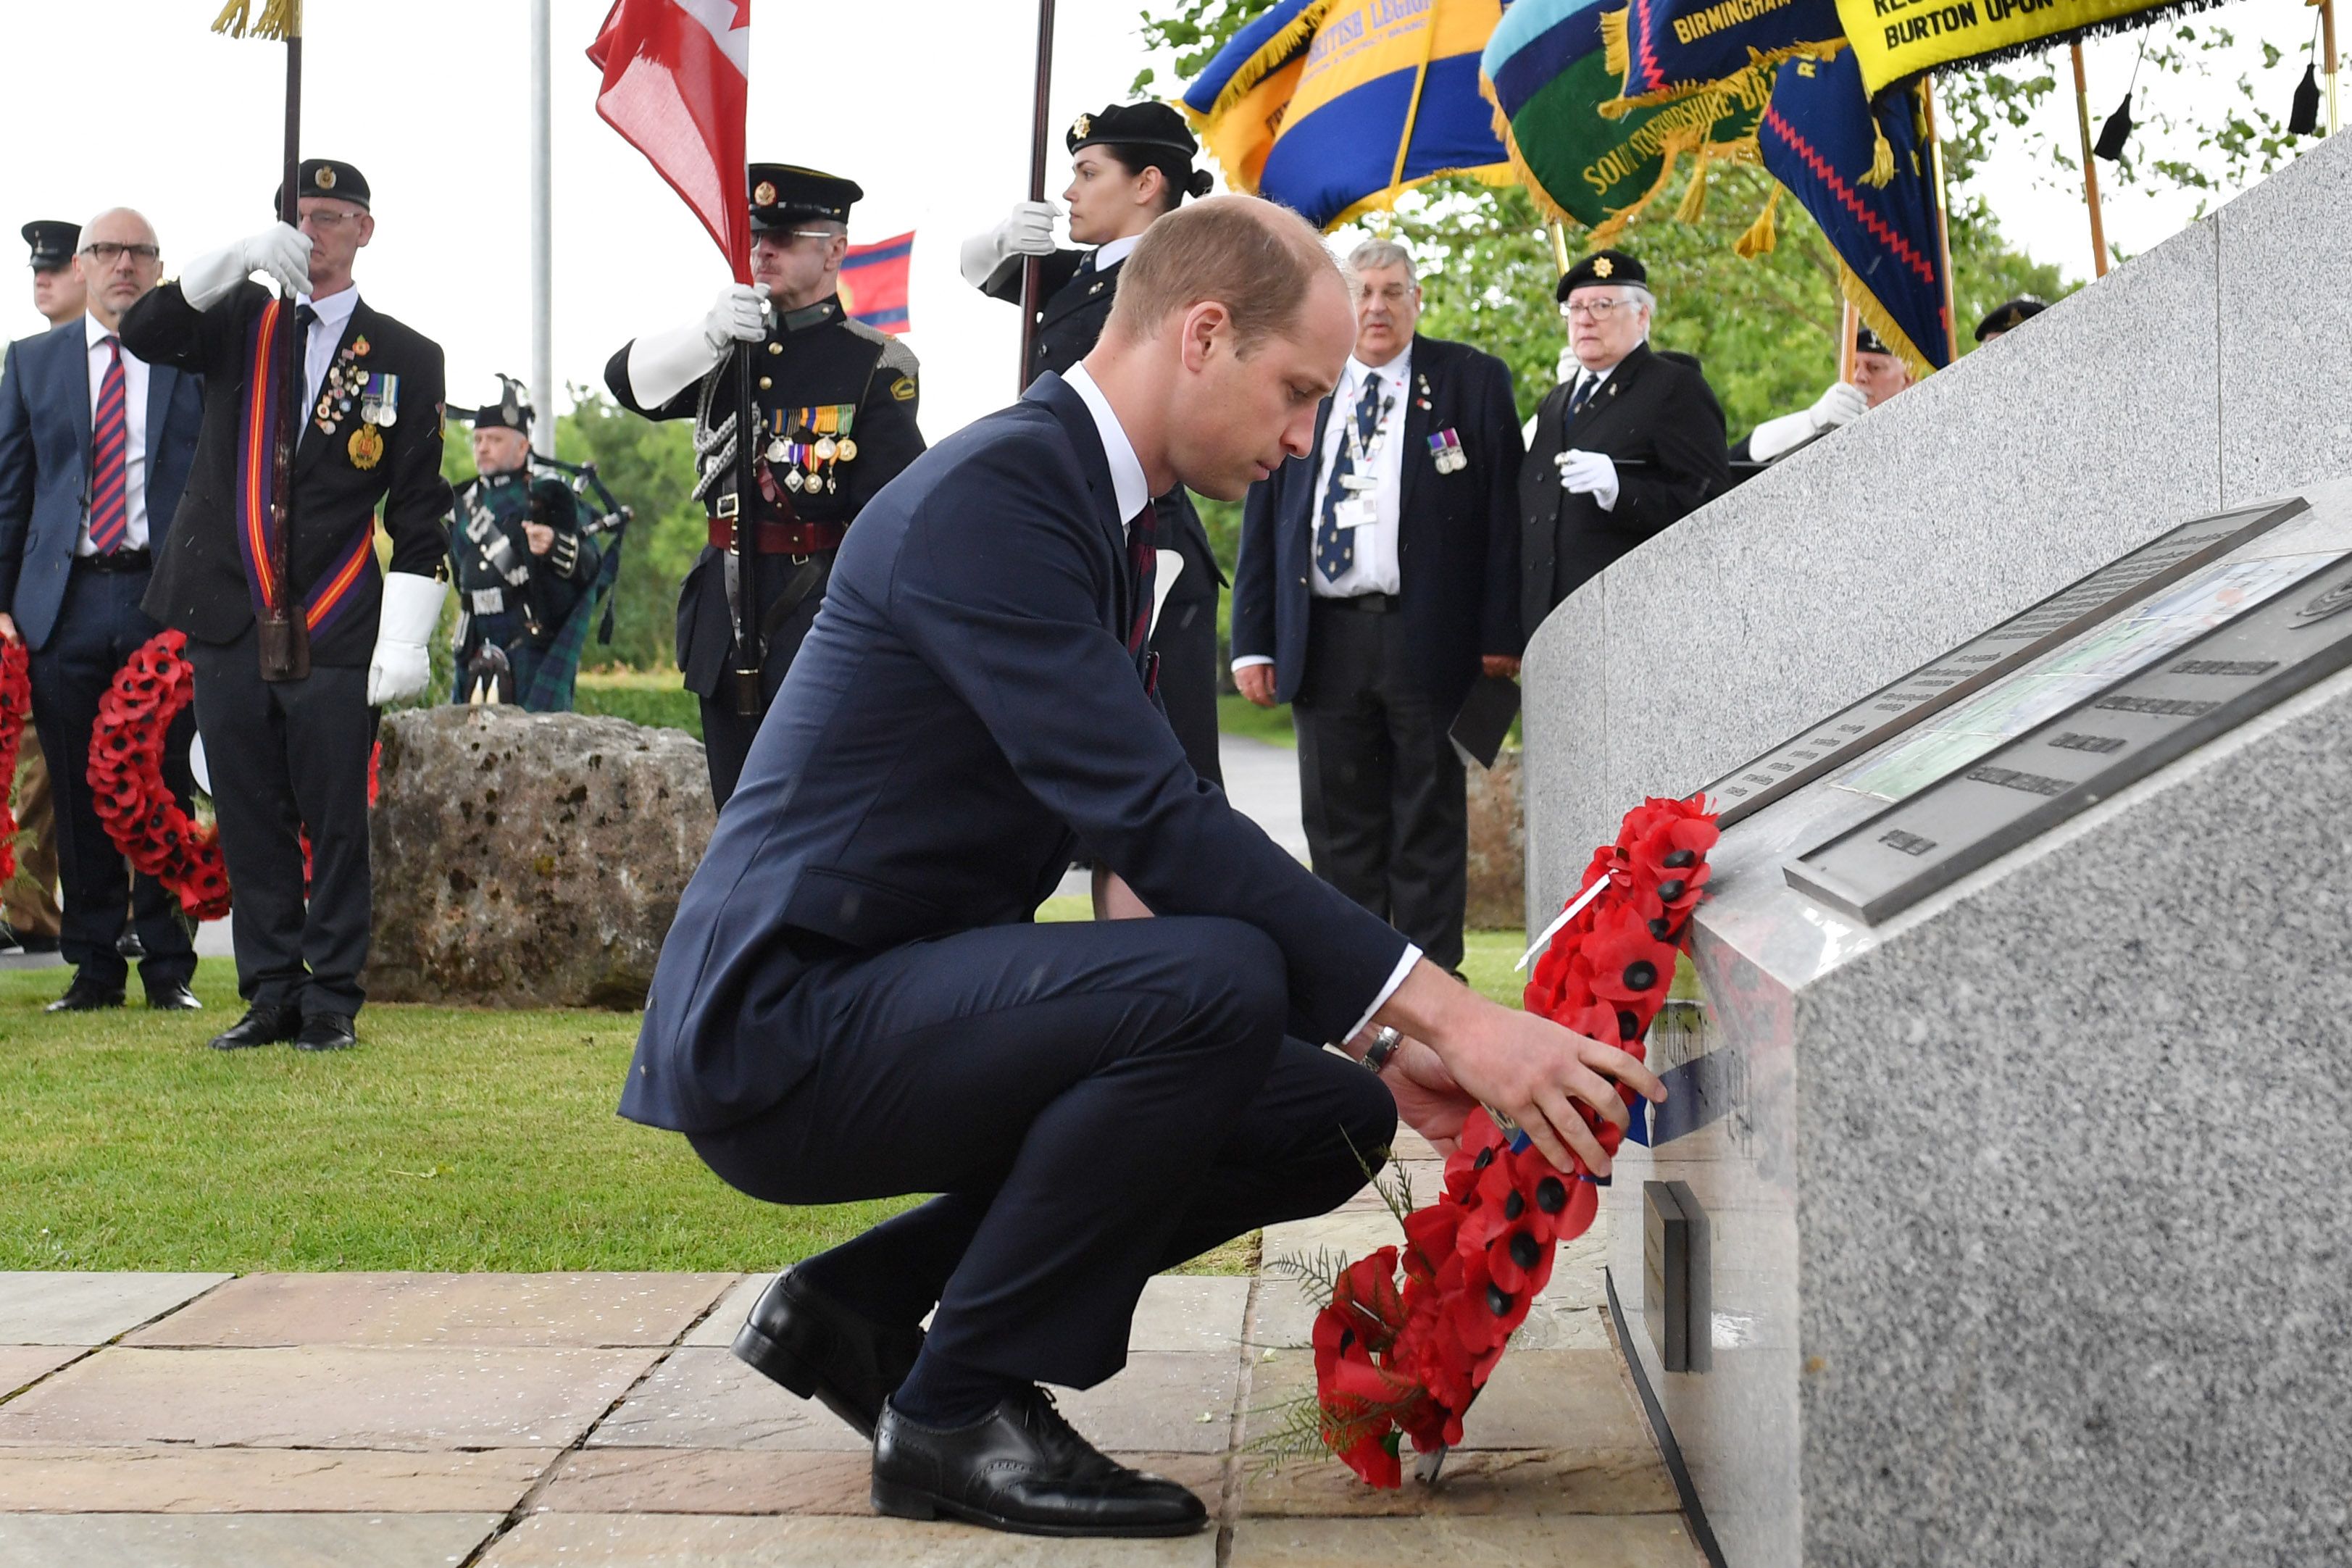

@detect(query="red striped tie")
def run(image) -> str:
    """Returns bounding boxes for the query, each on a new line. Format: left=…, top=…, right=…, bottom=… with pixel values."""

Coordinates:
left=88, top=335, right=128, bottom=554
left=1126, top=501, right=1158, bottom=656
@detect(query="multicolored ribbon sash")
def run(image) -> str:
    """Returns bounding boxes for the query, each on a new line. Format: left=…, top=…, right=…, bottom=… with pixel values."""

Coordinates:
left=234, top=299, right=380, bottom=636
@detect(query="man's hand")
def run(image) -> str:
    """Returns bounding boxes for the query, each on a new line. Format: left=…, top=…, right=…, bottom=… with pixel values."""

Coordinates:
left=1480, top=654, right=1520, bottom=680
left=0, top=613, right=19, bottom=647
left=1375, top=959, right=1662, bottom=1175
left=1375, top=1035, right=1475, bottom=1154
left=524, top=522, right=555, bottom=556
left=1090, top=864, right=1152, bottom=921
left=1554, top=449, right=1620, bottom=510
left=1234, top=663, right=1278, bottom=707
left=180, top=223, right=312, bottom=309
left=701, top=283, right=770, bottom=352
left=365, top=572, right=448, bottom=707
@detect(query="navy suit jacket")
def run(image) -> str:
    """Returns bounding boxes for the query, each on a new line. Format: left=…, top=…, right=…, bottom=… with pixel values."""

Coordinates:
left=0, top=317, right=202, bottom=649
left=1230, top=335, right=1523, bottom=715
left=625, top=373, right=1411, bottom=1134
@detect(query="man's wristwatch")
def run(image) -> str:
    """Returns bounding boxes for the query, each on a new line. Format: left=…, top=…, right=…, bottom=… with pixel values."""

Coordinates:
left=1362, top=1025, right=1403, bottom=1074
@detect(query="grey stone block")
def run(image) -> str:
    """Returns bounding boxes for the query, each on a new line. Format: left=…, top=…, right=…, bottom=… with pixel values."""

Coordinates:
left=2219, top=130, right=2352, bottom=503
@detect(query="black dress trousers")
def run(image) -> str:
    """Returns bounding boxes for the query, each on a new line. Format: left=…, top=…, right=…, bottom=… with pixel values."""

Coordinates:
left=186, top=625, right=376, bottom=1019
left=26, top=562, right=199, bottom=991
left=1292, top=597, right=1469, bottom=973
left=690, top=550, right=835, bottom=809
left=688, top=914, right=1396, bottom=1390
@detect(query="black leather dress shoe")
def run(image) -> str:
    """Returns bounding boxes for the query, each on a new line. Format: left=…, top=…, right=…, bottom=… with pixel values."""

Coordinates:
left=4, top=924, right=62, bottom=955
left=209, top=1004, right=301, bottom=1050
left=294, top=1014, right=358, bottom=1051
left=145, top=983, right=204, bottom=1011
left=870, top=1389, right=1209, bottom=1538
left=117, top=930, right=147, bottom=959
left=732, top=1269, right=923, bottom=1440
left=45, top=977, right=125, bottom=1013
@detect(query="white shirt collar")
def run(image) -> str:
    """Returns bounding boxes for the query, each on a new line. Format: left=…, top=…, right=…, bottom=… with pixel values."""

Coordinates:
left=82, top=313, right=113, bottom=348
left=1063, top=362, right=1151, bottom=526
left=1346, top=343, right=1411, bottom=396
left=1091, top=233, right=1143, bottom=270
left=297, top=285, right=360, bottom=328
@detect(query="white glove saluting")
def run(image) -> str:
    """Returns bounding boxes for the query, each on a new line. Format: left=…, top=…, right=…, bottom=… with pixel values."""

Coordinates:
left=366, top=572, right=449, bottom=707
left=958, top=200, right=1059, bottom=288
left=1809, top=380, right=1869, bottom=433
left=1555, top=449, right=1620, bottom=512
left=179, top=222, right=312, bottom=311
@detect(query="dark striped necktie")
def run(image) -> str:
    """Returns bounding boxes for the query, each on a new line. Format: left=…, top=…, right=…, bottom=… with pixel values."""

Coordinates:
left=88, top=335, right=129, bottom=553
left=1126, top=500, right=1158, bottom=656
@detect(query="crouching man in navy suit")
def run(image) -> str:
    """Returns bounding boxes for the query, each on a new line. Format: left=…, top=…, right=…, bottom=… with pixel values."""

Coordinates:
left=625, top=196, right=1664, bottom=1540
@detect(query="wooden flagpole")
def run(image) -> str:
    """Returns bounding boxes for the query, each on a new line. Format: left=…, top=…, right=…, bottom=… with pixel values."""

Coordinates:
left=1017, top=0, right=1059, bottom=391
left=1919, top=75, right=1959, bottom=363
left=2070, top=42, right=2111, bottom=278
left=2324, top=0, right=2341, bottom=134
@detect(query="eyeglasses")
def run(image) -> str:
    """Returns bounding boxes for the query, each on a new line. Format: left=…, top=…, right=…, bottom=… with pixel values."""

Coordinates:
left=80, top=242, right=161, bottom=264
left=755, top=230, right=843, bottom=245
left=299, top=211, right=361, bottom=232
left=1561, top=298, right=1635, bottom=321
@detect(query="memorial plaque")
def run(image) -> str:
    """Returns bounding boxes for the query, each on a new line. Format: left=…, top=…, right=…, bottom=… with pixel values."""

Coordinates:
left=1703, top=500, right=2306, bottom=827
left=1785, top=550, right=2352, bottom=924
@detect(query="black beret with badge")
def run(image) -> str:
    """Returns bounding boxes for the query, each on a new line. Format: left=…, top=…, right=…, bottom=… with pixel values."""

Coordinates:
left=1068, top=101, right=1198, bottom=159
left=1973, top=295, right=2047, bottom=341
left=748, top=164, right=862, bottom=230
left=22, top=220, right=79, bottom=270
left=1556, top=248, right=1646, bottom=301
left=274, top=157, right=372, bottom=211
left=1854, top=324, right=1893, bottom=356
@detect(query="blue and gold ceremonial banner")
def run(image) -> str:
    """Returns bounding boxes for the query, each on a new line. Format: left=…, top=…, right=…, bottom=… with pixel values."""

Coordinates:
left=1601, top=0, right=1846, bottom=111
left=1482, top=0, right=1767, bottom=239
left=1183, top=0, right=1514, bottom=229
left=1759, top=50, right=1951, bottom=371
left=1835, top=0, right=2196, bottom=94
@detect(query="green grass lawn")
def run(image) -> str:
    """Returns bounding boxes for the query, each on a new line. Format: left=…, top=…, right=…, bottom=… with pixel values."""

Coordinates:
left=1217, top=691, right=1296, bottom=748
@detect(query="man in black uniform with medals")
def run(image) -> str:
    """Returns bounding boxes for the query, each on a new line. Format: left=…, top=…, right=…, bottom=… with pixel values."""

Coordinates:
left=608, top=164, right=924, bottom=808
left=959, top=103, right=1227, bottom=786
left=122, top=159, right=452, bottom=1054
left=446, top=378, right=599, bottom=711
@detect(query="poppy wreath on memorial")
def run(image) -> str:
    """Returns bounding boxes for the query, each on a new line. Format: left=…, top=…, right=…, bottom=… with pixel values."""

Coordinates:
left=1278, top=795, right=1719, bottom=1488
left=0, top=640, right=32, bottom=883
left=86, top=630, right=232, bottom=919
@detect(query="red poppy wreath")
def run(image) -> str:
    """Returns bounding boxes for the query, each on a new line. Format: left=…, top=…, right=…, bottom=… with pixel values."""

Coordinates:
left=86, top=630, right=233, bottom=919
left=1271, top=794, right=1719, bottom=1488
left=0, top=640, right=33, bottom=883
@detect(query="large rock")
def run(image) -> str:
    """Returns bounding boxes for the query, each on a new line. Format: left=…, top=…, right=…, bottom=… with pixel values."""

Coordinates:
left=1463, top=747, right=1524, bottom=930
left=366, top=706, right=714, bottom=1009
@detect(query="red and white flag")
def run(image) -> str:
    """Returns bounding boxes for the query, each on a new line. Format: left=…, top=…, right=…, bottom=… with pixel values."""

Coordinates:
left=587, top=0, right=751, bottom=283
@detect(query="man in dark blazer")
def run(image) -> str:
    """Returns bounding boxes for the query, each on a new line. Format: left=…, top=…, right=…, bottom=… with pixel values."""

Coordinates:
left=1231, top=238, right=1521, bottom=975
left=1519, top=249, right=1729, bottom=643
left=122, top=159, right=451, bottom=1054
left=959, top=101, right=1226, bottom=785
left=628, top=196, right=1662, bottom=1540
left=0, top=208, right=205, bottom=1010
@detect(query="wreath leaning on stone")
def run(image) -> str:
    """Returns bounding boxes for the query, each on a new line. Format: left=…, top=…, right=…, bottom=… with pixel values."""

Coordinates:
left=0, top=640, right=32, bottom=883
left=1267, top=795, right=1719, bottom=1488
left=87, top=630, right=233, bottom=921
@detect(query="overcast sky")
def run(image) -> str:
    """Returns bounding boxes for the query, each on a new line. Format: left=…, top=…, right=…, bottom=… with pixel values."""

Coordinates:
left=4, top=0, right=2322, bottom=438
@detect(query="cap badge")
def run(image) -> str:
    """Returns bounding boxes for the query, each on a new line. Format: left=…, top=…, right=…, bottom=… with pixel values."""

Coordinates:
left=1593, top=256, right=1613, bottom=278
left=1072, top=113, right=1092, bottom=138
left=315, top=164, right=337, bottom=190
left=753, top=180, right=777, bottom=207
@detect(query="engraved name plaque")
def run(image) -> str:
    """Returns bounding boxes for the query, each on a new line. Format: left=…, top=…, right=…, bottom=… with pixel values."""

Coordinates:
left=1785, top=551, right=2352, bottom=924
left=1703, top=500, right=2307, bottom=827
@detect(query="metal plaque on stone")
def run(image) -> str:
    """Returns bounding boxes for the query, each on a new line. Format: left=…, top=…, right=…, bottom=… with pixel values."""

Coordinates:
left=1703, top=499, right=2307, bottom=827
left=1785, top=550, right=2352, bottom=924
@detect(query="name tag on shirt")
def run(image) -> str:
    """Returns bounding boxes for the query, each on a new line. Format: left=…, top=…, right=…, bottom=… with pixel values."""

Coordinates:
left=1333, top=498, right=1376, bottom=531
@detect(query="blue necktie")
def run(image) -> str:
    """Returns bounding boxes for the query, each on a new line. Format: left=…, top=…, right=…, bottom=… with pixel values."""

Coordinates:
left=1567, top=372, right=1596, bottom=419
left=1314, top=376, right=1385, bottom=583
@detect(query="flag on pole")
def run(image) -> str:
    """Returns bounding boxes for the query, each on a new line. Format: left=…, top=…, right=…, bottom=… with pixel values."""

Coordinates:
left=586, top=0, right=752, bottom=283
left=1757, top=50, right=1951, bottom=371
left=1183, top=0, right=1514, bottom=230
left=839, top=232, right=913, bottom=335
left=1600, top=0, right=1846, bottom=112
left=1834, top=0, right=2205, bottom=95
left=209, top=0, right=300, bottom=38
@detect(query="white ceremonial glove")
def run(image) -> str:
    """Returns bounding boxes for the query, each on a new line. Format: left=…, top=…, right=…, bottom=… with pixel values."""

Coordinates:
left=625, top=283, right=767, bottom=410
left=366, top=572, right=448, bottom=707
left=958, top=200, right=1061, bottom=288
left=702, top=283, right=772, bottom=351
left=180, top=222, right=312, bottom=310
left=1809, top=380, right=1869, bottom=433
left=1555, top=449, right=1620, bottom=512
left=1745, top=380, right=1871, bottom=464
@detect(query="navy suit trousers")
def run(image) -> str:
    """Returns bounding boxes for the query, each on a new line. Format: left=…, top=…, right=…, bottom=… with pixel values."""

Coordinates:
left=26, top=564, right=199, bottom=990
left=688, top=914, right=1397, bottom=1390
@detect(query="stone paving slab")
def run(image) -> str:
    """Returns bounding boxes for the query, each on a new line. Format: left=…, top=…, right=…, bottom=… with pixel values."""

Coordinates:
left=1245, top=1350, right=1654, bottom=1455
left=0, top=1446, right=550, bottom=1514
left=589, top=1348, right=869, bottom=1453
left=1238, top=1448, right=1680, bottom=1517
left=0, top=1346, right=662, bottom=1450
left=122, top=1272, right=735, bottom=1349
left=0, top=1510, right=503, bottom=1567
left=683, top=1273, right=1250, bottom=1356
left=1049, top=1353, right=1240, bottom=1455
left=0, top=1272, right=231, bottom=1346
left=0, top=1346, right=83, bottom=1398
left=1225, top=1514, right=1706, bottom=1567
left=681, top=1276, right=766, bottom=1347
left=533, top=1447, right=1223, bottom=1517
left=479, top=1511, right=1219, bottom=1567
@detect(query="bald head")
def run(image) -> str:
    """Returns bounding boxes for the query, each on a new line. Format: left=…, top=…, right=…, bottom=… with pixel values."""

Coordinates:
left=74, top=207, right=162, bottom=330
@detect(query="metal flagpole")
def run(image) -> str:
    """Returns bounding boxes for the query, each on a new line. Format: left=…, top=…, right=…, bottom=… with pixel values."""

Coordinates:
left=530, top=0, right=554, bottom=456
left=1018, top=0, right=1058, bottom=391
left=2070, top=42, right=2111, bottom=278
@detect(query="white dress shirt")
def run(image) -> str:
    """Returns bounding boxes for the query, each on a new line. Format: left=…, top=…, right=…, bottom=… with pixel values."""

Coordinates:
left=82, top=314, right=153, bottom=553
left=296, top=284, right=361, bottom=422
left=1307, top=346, right=1411, bottom=599
left=1090, top=233, right=1143, bottom=271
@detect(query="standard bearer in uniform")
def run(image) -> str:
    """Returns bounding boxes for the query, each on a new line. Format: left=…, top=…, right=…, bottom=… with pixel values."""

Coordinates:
left=606, top=164, right=923, bottom=807
left=446, top=378, right=599, bottom=711
left=959, top=102, right=1227, bottom=785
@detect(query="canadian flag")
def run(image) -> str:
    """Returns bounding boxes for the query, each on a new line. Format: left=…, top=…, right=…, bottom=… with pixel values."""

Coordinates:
left=587, top=0, right=751, bottom=283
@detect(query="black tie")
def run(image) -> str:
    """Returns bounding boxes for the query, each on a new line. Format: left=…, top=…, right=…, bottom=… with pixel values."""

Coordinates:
left=1126, top=501, right=1157, bottom=657
left=1567, top=372, right=1596, bottom=419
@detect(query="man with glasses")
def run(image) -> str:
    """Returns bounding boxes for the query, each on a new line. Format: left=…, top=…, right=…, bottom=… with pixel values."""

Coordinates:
left=122, top=159, right=454, bottom=1054
left=0, top=209, right=208, bottom=1011
left=1518, top=249, right=1729, bottom=643
left=606, top=164, right=925, bottom=806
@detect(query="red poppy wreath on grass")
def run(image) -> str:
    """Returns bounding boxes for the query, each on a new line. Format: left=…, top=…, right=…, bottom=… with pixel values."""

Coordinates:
left=0, top=640, right=33, bottom=883
left=1269, top=795, right=1719, bottom=1488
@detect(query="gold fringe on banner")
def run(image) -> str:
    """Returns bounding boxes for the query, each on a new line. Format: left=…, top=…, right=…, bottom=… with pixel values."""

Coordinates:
left=1183, top=0, right=1331, bottom=128
left=1839, top=262, right=1935, bottom=378
left=1676, top=145, right=1714, bottom=220
left=1862, top=120, right=1896, bottom=187
left=1733, top=185, right=1782, bottom=257
left=1601, top=8, right=1631, bottom=82
left=1600, top=38, right=1847, bottom=118
left=211, top=0, right=300, bottom=38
